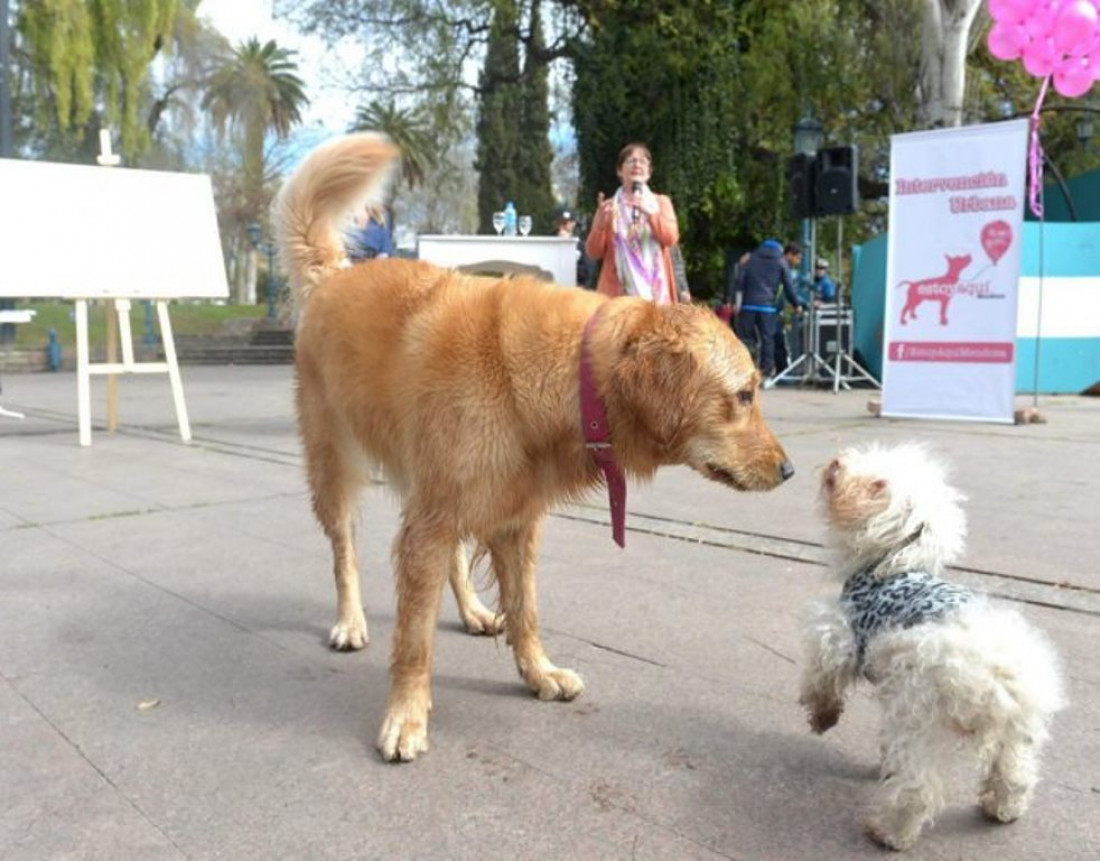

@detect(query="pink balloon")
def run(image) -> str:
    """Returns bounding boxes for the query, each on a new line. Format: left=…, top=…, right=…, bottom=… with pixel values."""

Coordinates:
left=1053, top=1, right=1100, bottom=54
left=989, top=0, right=1039, bottom=25
left=1054, top=62, right=1096, bottom=95
left=988, top=22, right=1028, bottom=60
left=1022, top=38, right=1059, bottom=76
left=981, top=221, right=1014, bottom=265
left=1024, top=3, right=1058, bottom=40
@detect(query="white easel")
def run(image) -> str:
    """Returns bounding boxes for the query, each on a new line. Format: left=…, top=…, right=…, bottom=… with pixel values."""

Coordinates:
left=0, top=142, right=228, bottom=446
left=71, top=131, right=192, bottom=446
left=0, top=308, right=36, bottom=419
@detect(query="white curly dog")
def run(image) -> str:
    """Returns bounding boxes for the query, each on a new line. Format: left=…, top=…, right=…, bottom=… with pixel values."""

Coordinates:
left=798, top=443, right=1065, bottom=850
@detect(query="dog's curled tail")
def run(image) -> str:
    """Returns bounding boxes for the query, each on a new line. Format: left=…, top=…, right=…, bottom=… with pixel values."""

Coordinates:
left=272, top=132, right=400, bottom=308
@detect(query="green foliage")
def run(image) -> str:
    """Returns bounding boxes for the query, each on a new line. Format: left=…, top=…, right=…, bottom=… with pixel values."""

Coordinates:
left=475, top=0, right=523, bottom=233
left=516, top=0, right=557, bottom=233
left=9, top=300, right=264, bottom=350
left=201, top=38, right=309, bottom=303
left=350, top=100, right=440, bottom=192
left=574, top=1, right=748, bottom=296
left=16, top=0, right=180, bottom=160
left=201, top=39, right=308, bottom=213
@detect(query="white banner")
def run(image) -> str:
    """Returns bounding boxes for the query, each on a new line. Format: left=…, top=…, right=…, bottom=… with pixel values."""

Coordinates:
left=882, top=120, right=1028, bottom=423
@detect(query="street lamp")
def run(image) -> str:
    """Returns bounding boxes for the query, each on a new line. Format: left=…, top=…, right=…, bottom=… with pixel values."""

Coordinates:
left=792, top=113, right=825, bottom=288
left=793, top=114, right=825, bottom=157
left=1077, top=113, right=1095, bottom=150
left=247, top=221, right=278, bottom=319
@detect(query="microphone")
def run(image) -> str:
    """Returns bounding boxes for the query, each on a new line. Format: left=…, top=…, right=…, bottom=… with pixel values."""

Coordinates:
left=632, top=181, right=642, bottom=223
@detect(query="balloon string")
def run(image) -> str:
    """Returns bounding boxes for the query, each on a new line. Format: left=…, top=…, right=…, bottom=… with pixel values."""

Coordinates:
left=1027, top=75, right=1050, bottom=220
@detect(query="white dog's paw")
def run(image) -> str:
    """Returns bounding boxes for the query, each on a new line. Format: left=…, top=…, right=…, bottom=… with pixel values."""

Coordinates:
left=808, top=705, right=842, bottom=734
left=329, top=612, right=368, bottom=651
left=377, top=704, right=430, bottom=762
left=863, top=812, right=921, bottom=851
left=979, top=788, right=1028, bottom=823
left=528, top=665, right=585, bottom=701
left=461, top=606, right=506, bottom=637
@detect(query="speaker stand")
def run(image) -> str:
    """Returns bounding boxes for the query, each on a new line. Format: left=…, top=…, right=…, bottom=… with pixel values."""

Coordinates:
left=765, top=306, right=837, bottom=389
left=813, top=294, right=881, bottom=392
left=765, top=300, right=881, bottom=392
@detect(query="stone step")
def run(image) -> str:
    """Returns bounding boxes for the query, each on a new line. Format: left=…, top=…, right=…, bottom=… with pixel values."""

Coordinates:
left=251, top=329, right=294, bottom=347
left=170, top=344, right=294, bottom=365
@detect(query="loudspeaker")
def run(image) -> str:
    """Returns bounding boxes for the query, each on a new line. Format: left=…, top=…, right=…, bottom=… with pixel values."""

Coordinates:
left=787, top=153, right=815, bottom=220
left=814, top=145, right=858, bottom=216
left=814, top=309, right=853, bottom=361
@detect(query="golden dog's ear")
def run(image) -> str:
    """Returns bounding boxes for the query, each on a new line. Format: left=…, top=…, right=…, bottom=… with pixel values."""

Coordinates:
left=611, top=305, right=698, bottom=447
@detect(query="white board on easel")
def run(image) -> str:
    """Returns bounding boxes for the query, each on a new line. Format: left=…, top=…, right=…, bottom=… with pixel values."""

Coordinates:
left=0, top=141, right=229, bottom=444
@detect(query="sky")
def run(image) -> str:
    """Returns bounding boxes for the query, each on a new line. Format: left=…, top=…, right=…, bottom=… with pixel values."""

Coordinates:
left=196, top=0, right=361, bottom=134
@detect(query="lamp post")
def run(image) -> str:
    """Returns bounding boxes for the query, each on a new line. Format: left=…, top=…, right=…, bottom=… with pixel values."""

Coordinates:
left=792, top=113, right=825, bottom=289
left=1077, top=113, right=1096, bottom=152
left=0, top=0, right=13, bottom=346
left=247, top=222, right=278, bottom=319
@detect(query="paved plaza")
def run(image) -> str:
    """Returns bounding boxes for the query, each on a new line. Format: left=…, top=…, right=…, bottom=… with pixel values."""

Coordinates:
left=1, top=365, right=1097, bottom=860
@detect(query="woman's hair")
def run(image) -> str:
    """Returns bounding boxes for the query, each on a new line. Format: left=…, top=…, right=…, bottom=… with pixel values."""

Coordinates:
left=616, top=142, right=652, bottom=169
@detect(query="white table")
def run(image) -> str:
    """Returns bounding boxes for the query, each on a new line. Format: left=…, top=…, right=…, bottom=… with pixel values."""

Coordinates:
left=0, top=309, right=37, bottom=419
left=417, top=235, right=578, bottom=287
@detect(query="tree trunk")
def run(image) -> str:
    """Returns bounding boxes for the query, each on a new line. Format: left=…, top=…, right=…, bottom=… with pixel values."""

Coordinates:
left=920, top=0, right=984, bottom=128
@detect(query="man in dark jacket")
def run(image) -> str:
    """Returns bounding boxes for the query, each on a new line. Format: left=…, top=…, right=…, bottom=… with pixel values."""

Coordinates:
left=730, top=239, right=807, bottom=380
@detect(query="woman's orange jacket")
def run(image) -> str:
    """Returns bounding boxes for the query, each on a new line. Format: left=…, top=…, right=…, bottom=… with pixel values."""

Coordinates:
left=584, top=194, right=680, bottom=302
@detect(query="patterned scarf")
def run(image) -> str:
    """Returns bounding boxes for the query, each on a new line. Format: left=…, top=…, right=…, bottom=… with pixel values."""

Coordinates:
left=611, top=188, right=669, bottom=304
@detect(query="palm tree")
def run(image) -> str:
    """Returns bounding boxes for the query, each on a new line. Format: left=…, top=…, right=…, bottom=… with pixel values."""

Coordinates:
left=350, top=100, right=438, bottom=205
left=202, top=38, right=308, bottom=302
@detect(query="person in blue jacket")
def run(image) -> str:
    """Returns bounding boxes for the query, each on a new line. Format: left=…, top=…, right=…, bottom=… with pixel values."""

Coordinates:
left=732, top=239, right=807, bottom=380
left=347, top=205, right=394, bottom=262
left=813, top=258, right=838, bottom=303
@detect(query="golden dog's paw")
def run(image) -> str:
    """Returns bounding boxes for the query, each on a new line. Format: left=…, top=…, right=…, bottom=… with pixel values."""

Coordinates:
left=461, top=606, right=506, bottom=637
left=329, top=614, right=368, bottom=651
left=377, top=707, right=430, bottom=762
left=531, top=666, right=585, bottom=701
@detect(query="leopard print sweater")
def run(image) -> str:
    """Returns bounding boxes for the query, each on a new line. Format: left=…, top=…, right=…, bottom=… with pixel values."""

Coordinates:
left=840, top=569, right=973, bottom=667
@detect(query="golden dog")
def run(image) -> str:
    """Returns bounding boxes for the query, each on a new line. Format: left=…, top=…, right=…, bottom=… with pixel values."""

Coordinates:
left=274, top=133, right=794, bottom=762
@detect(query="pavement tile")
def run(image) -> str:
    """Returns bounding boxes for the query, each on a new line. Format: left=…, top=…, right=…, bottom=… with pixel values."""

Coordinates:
left=1, top=366, right=1098, bottom=860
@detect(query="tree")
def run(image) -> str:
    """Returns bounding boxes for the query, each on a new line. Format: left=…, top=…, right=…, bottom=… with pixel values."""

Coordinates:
left=287, top=0, right=1096, bottom=295
left=202, top=38, right=308, bottom=303
left=475, top=0, right=522, bottom=234
left=282, top=0, right=586, bottom=106
left=350, top=99, right=438, bottom=192
left=516, top=0, right=556, bottom=233
left=15, top=0, right=182, bottom=160
left=1, top=0, right=13, bottom=157
left=918, top=0, right=985, bottom=128
left=283, top=0, right=587, bottom=233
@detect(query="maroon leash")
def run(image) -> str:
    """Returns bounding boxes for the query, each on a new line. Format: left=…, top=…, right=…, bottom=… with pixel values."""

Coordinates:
left=579, top=310, right=626, bottom=548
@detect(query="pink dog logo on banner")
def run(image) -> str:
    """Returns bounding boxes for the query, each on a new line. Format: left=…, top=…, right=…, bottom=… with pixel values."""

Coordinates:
left=896, top=253, right=973, bottom=326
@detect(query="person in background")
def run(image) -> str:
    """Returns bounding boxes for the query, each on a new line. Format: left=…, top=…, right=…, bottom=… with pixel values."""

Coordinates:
left=347, top=204, right=393, bottom=262
left=556, top=209, right=591, bottom=288
left=813, top=257, right=838, bottom=303
left=731, top=239, right=807, bottom=381
left=720, top=250, right=752, bottom=327
left=584, top=142, right=681, bottom=303
left=670, top=244, right=692, bottom=303
left=774, top=242, right=807, bottom=372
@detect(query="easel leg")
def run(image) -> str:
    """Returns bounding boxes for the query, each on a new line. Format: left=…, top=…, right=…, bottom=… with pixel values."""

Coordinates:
left=106, top=299, right=119, bottom=432
left=156, top=301, right=192, bottom=443
left=76, top=299, right=92, bottom=447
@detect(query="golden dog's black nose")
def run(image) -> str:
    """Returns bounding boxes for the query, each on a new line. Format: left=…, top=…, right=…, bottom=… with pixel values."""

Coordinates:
left=780, top=459, right=795, bottom=482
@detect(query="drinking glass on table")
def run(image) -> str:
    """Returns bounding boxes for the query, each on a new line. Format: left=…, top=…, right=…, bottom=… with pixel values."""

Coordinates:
left=518, top=215, right=532, bottom=237
left=492, top=211, right=506, bottom=235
